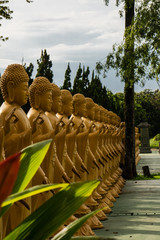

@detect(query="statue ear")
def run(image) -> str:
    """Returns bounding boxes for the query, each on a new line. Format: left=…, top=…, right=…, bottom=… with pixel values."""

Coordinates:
left=7, top=81, right=15, bottom=102
left=34, top=95, right=40, bottom=109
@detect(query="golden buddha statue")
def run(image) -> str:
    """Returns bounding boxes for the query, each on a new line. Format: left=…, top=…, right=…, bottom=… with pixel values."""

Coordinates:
left=58, top=89, right=88, bottom=182
left=46, top=84, right=80, bottom=182
left=28, top=76, right=54, bottom=181
left=71, top=93, right=104, bottom=229
left=82, top=98, right=101, bottom=180
left=56, top=90, right=96, bottom=236
left=0, top=64, right=32, bottom=237
left=0, top=64, right=32, bottom=157
left=28, top=78, right=70, bottom=187
left=93, top=105, right=116, bottom=205
left=102, top=111, right=122, bottom=200
left=82, top=98, right=111, bottom=219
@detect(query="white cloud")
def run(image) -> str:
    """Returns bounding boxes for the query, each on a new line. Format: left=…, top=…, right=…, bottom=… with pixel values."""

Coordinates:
left=0, top=0, right=158, bottom=92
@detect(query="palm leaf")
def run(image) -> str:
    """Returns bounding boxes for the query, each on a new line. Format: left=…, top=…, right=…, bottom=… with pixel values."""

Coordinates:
left=4, top=180, right=100, bottom=240
left=13, top=139, right=52, bottom=193
left=0, top=139, right=52, bottom=217
left=2, top=183, right=68, bottom=207
left=52, top=209, right=103, bottom=240
left=0, top=153, right=20, bottom=206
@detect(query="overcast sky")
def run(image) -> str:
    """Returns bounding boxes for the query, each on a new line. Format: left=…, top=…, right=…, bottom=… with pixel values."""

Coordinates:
left=0, top=0, right=159, bottom=93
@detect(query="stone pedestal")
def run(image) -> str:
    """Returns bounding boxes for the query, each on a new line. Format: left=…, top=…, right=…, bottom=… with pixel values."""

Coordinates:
left=138, top=122, right=152, bottom=153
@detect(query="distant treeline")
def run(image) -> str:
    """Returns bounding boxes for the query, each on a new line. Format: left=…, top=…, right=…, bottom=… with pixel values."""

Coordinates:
left=0, top=49, right=159, bottom=138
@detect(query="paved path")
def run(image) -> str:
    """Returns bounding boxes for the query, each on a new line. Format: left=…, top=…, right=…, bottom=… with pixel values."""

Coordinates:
left=94, top=151, right=160, bottom=240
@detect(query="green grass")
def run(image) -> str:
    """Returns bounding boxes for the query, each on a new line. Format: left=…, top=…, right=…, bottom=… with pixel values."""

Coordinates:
left=150, top=138, right=159, bottom=148
left=150, top=134, right=160, bottom=148
left=134, top=173, right=160, bottom=180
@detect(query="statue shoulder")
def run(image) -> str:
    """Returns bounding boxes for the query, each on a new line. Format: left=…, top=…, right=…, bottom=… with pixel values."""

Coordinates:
left=70, top=115, right=82, bottom=128
left=0, top=102, right=18, bottom=126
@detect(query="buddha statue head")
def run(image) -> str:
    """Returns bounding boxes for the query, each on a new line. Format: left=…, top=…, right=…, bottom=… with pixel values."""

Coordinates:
left=94, top=103, right=100, bottom=121
left=0, top=64, right=29, bottom=106
left=107, top=111, right=112, bottom=125
left=72, top=93, right=87, bottom=117
left=51, top=84, right=62, bottom=114
left=61, top=89, right=73, bottom=117
left=116, top=116, right=121, bottom=127
left=85, top=97, right=95, bottom=120
left=99, top=106, right=106, bottom=122
left=29, top=76, right=52, bottom=112
left=111, top=112, right=117, bottom=126
left=104, top=109, right=109, bottom=123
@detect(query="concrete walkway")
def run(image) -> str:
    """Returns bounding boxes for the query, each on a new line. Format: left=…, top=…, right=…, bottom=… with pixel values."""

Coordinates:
left=94, top=151, right=160, bottom=240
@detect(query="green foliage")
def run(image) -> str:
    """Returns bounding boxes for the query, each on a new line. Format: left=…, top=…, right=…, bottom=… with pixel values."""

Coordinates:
left=150, top=134, right=160, bottom=149
left=2, top=183, right=68, bottom=207
left=62, top=63, right=72, bottom=90
left=153, top=134, right=160, bottom=141
left=97, top=0, right=160, bottom=85
left=36, top=49, right=54, bottom=83
left=114, top=90, right=160, bottom=137
left=0, top=140, right=101, bottom=240
left=13, top=139, right=51, bottom=193
left=150, top=138, right=159, bottom=149
left=0, top=0, right=13, bottom=42
left=134, top=174, right=160, bottom=180
left=72, top=64, right=90, bottom=96
left=0, top=139, right=52, bottom=217
left=134, top=0, right=160, bottom=82
left=4, top=180, right=100, bottom=240
left=81, top=66, right=90, bottom=96
left=23, top=63, right=34, bottom=113
left=135, top=90, right=160, bottom=137
left=0, top=0, right=33, bottom=43
left=24, top=62, right=34, bottom=84
left=51, top=209, right=102, bottom=240
left=72, top=63, right=83, bottom=95
left=88, top=70, right=103, bottom=104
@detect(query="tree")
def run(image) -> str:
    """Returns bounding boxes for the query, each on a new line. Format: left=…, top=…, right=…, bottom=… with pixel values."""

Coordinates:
left=62, top=63, right=72, bottom=90
left=36, top=49, right=53, bottom=83
left=0, top=0, right=13, bottom=42
left=22, top=62, right=34, bottom=113
left=96, top=1, right=133, bottom=178
left=135, top=90, right=160, bottom=138
left=24, top=62, right=34, bottom=86
left=96, top=0, right=160, bottom=179
left=72, top=64, right=91, bottom=96
left=0, top=0, right=33, bottom=43
left=88, top=70, right=104, bottom=105
left=72, top=63, right=82, bottom=95
left=81, top=66, right=90, bottom=96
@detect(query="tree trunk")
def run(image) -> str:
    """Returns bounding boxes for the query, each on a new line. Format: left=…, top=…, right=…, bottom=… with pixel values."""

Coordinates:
left=123, top=0, right=137, bottom=179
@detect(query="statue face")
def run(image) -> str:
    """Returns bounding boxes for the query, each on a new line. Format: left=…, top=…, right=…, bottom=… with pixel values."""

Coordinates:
left=87, top=106, right=95, bottom=120
left=78, top=101, right=87, bottom=117
left=52, top=95, right=62, bottom=114
left=14, top=81, right=29, bottom=106
left=64, top=99, right=73, bottom=117
left=95, top=109, right=100, bottom=121
left=39, top=90, right=52, bottom=112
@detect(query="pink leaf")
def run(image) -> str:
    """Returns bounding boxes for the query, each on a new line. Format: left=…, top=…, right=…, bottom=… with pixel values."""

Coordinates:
left=0, top=153, right=21, bottom=206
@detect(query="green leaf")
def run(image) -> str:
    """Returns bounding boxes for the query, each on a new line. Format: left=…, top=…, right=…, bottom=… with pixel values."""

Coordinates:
left=52, top=209, right=103, bottom=240
left=13, top=139, right=52, bottom=193
left=0, top=153, right=20, bottom=207
left=4, top=180, right=100, bottom=240
left=0, top=139, right=52, bottom=217
left=2, top=183, right=68, bottom=207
